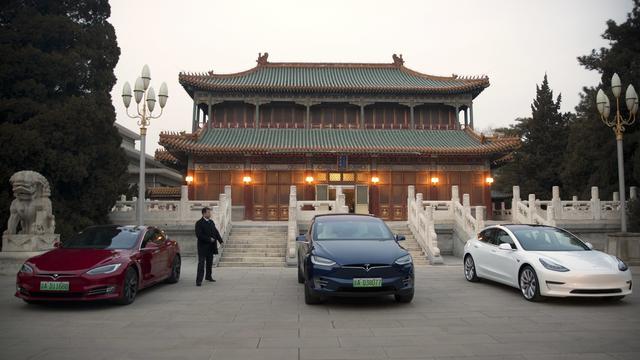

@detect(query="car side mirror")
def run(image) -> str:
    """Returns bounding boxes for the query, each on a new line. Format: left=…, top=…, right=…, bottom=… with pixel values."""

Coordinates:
left=395, top=234, right=406, bottom=241
left=296, top=235, right=306, bottom=242
left=585, top=242, right=593, bottom=250
left=53, top=241, right=61, bottom=248
left=498, top=243, right=514, bottom=251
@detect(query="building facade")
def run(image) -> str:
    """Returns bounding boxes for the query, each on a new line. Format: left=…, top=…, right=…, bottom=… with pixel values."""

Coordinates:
left=157, top=54, right=518, bottom=221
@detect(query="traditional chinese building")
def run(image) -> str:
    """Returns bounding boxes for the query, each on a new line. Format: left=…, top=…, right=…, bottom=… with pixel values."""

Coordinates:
left=157, top=53, right=519, bottom=221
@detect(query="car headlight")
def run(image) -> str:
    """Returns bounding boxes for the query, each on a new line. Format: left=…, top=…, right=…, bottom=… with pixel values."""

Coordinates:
left=539, top=258, right=569, bottom=272
left=617, top=257, right=628, bottom=272
left=395, top=254, right=413, bottom=265
left=19, top=263, right=33, bottom=274
left=86, top=263, right=122, bottom=275
left=311, top=255, right=336, bottom=267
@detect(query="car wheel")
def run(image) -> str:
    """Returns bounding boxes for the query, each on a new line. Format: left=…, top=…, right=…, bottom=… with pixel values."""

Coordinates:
left=602, top=295, right=625, bottom=302
left=464, top=255, right=480, bottom=282
left=166, top=255, right=181, bottom=284
left=304, top=281, right=322, bottom=305
left=297, top=263, right=304, bottom=284
left=115, top=267, right=138, bottom=305
left=395, top=290, right=414, bottom=303
left=519, top=265, right=543, bottom=302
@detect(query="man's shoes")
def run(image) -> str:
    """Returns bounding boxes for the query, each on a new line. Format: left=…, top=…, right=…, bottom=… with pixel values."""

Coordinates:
left=196, top=282, right=202, bottom=286
left=205, top=278, right=216, bottom=282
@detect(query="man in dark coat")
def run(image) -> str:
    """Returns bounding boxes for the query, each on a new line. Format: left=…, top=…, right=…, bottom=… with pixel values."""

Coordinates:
left=195, top=207, right=224, bottom=286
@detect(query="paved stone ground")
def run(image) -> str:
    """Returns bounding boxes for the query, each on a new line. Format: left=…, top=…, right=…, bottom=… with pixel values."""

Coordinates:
left=0, top=259, right=639, bottom=360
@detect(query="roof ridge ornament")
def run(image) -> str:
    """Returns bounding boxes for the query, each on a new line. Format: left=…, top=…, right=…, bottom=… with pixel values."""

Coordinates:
left=257, top=52, right=269, bottom=66
left=392, top=54, right=404, bottom=66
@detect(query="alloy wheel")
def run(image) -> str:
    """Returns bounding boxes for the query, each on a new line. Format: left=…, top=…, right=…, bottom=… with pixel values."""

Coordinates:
left=520, top=268, right=537, bottom=300
left=464, top=256, right=475, bottom=280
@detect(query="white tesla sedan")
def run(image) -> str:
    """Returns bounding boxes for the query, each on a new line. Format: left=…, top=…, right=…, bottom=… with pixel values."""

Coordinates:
left=463, top=224, right=632, bottom=301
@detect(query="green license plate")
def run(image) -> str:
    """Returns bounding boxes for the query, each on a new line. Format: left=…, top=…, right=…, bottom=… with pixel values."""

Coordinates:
left=353, top=278, right=382, bottom=288
left=40, top=281, right=69, bottom=291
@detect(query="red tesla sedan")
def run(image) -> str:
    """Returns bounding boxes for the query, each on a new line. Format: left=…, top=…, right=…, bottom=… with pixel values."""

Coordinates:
left=15, top=225, right=181, bottom=305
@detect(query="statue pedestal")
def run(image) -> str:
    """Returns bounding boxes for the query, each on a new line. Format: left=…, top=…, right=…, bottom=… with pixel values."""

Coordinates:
left=1, top=234, right=59, bottom=275
left=2, top=233, right=59, bottom=252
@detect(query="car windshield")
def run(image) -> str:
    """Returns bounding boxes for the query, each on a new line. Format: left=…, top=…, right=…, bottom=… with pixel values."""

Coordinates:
left=313, top=218, right=394, bottom=241
left=511, top=227, right=590, bottom=251
left=62, top=227, right=140, bottom=249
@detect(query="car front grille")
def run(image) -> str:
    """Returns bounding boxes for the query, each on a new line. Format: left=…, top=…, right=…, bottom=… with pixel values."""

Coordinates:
left=337, top=286, right=396, bottom=293
left=29, top=292, right=84, bottom=298
left=570, top=288, right=622, bottom=294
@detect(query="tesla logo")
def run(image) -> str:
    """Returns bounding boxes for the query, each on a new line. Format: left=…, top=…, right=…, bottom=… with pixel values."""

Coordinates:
left=363, top=264, right=371, bottom=272
left=51, top=274, right=59, bottom=279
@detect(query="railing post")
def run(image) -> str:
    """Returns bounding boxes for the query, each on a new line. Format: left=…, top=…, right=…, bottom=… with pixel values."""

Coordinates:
left=475, top=206, right=485, bottom=233
left=591, top=186, right=601, bottom=220
left=451, top=185, right=459, bottom=203
left=512, top=186, right=520, bottom=223
left=631, top=186, right=637, bottom=200
left=287, top=185, right=298, bottom=264
left=551, top=186, right=561, bottom=219
left=528, top=194, right=536, bottom=223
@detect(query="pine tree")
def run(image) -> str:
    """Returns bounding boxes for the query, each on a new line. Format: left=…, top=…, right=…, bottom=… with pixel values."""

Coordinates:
left=495, top=75, right=571, bottom=198
left=0, top=1, right=127, bottom=240
left=562, top=0, right=640, bottom=199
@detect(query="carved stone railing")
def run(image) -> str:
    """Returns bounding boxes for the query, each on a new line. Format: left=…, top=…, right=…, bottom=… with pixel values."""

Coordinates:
left=511, top=185, right=637, bottom=226
left=407, top=186, right=443, bottom=264
left=450, top=186, right=485, bottom=240
left=110, top=185, right=232, bottom=239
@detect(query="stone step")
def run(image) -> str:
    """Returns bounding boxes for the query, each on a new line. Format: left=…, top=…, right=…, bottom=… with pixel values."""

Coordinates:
left=220, top=256, right=285, bottom=262
left=218, top=262, right=287, bottom=267
left=223, top=251, right=286, bottom=256
left=224, top=245, right=286, bottom=250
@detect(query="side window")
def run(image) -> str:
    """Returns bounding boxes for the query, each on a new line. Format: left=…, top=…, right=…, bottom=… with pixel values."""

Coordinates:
left=478, top=229, right=494, bottom=243
left=494, top=229, right=515, bottom=248
left=140, top=229, right=155, bottom=249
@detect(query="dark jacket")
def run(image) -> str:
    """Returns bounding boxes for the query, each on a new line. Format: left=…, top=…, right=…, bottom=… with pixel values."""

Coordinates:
left=195, top=217, right=223, bottom=255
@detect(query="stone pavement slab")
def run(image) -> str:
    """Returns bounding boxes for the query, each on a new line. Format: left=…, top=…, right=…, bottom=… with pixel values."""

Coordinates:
left=0, top=257, right=638, bottom=360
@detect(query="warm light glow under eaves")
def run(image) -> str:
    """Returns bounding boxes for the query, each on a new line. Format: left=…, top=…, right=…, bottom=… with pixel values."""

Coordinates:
left=371, top=176, right=380, bottom=184
left=242, top=176, right=252, bottom=184
left=486, top=177, right=494, bottom=185
left=431, top=177, right=440, bottom=185
left=305, top=176, right=314, bottom=184
left=185, top=175, right=193, bottom=184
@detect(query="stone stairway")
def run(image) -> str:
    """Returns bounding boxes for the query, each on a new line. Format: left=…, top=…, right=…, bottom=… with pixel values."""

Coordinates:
left=386, top=222, right=429, bottom=266
left=218, top=224, right=288, bottom=267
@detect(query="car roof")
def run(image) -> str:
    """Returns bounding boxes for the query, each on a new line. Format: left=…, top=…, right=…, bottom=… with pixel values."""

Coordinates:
left=313, top=214, right=380, bottom=222
left=500, top=224, right=557, bottom=230
left=83, top=225, right=148, bottom=231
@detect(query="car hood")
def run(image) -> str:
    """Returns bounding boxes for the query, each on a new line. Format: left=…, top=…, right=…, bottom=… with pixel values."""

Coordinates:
left=312, top=239, right=407, bottom=266
left=28, top=248, right=129, bottom=273
left=529, top=250, right=619, bottom=271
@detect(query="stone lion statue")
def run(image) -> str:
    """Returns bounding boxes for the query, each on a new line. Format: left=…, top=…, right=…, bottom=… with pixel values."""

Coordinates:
left=4, top=171, right=56, bottom=235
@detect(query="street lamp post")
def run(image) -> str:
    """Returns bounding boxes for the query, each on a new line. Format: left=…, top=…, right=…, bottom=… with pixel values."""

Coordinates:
left=596, top=73, right=638, bottom=233
left=121, top=65, right=169, bottom=226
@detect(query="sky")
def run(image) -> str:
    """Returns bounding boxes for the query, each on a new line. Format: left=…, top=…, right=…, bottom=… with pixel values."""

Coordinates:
left=109, top=0, right=633, bottom=154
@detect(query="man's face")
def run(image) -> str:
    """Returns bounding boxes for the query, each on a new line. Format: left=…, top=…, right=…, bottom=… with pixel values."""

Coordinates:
left=203, top=209, right=211, bottom=219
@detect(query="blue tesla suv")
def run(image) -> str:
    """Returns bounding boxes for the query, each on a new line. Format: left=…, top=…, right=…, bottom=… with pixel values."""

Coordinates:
left=297, top=214, right=415, bottom=304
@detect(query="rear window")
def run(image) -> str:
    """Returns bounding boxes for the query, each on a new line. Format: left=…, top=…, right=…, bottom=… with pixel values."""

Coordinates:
left=313, top=217, right=393, bottom=241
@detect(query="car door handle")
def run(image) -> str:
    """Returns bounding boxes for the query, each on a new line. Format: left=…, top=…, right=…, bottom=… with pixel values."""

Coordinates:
left=473, top=245, right=479, bottom=248
left=491, top=250, right=497, bottom=253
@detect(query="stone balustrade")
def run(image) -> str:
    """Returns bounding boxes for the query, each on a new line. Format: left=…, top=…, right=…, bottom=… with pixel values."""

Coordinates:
left=110, top=185, right=232, bottom=241
left=510, top=185, right=637, bottom=226
left=407, top=186, right=443, bottom=264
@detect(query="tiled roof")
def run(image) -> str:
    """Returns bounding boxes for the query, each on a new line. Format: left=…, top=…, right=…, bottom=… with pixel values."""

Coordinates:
left=159, top=128, right=519, bottom=156
left=154, top=149, right=179, bottom=164
left=179, top=54, right=489, bottom=95
left=148, top=186, right=181, bottom=199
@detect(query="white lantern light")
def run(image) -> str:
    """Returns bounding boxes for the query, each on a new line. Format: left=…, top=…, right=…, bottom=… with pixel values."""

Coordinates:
left=141, top=64, right=151, bottom=91
left=603, top=94, right=611, bottom=118
left=146, top=86, right=156, bottom=113
left=158, top=82, right=168, bottom=108
left=134, top=77, right=144, bottom=104
left=611, top=73, right=622, bottom=98
left=596, top=89, right=608, bottom=117
left=626, top=84, right=638, bottom=114
left=122, top=82, right=132, bottom=108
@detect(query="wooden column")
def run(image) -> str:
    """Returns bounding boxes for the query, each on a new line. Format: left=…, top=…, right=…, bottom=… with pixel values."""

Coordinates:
left=191, top=100, right=197, bottom=132
left=469, top=102, right=474, bottom=129
left=254, top=102, right=260, bottom=128
left=464, top=108, right=469, bottom=129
